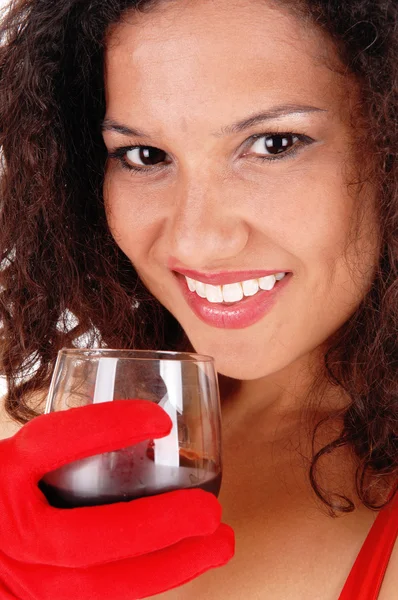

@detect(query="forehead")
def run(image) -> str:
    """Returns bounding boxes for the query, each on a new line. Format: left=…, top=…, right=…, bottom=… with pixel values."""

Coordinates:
left=104, top=0, right=350, bottom=127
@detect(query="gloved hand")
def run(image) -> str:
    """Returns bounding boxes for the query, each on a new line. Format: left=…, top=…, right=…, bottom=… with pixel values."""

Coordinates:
left=0, top=400, right=234, bottom=599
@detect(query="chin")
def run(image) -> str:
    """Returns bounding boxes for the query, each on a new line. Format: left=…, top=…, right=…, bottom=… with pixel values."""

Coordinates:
left=216, top=362, right=268, bottom=381
left=186, top=336, right=275, bottom=380
left=186, top=329, right=320, bottom=382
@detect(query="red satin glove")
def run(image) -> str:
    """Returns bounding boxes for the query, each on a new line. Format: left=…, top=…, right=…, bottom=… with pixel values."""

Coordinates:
left=0, top=400, right=234, bottom=599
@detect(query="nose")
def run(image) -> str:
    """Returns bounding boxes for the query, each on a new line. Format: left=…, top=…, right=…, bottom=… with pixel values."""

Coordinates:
left=166, top=173, right=249, bottom=269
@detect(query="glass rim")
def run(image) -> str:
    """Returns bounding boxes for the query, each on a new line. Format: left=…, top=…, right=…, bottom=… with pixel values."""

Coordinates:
left=59, top=347, right=214, bottom=363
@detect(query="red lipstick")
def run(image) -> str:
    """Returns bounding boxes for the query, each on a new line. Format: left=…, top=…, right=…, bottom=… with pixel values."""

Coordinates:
left=172, top=267, right=285, bottom=286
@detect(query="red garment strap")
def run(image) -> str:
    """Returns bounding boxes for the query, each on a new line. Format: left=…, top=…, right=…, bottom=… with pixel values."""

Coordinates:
left=338, top=491, right=398, bottom=600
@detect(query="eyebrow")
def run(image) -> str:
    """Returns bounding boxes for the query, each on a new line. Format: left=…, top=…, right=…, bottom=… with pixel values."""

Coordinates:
left=102, top=119, right=151, bottom=139
left=214, top=104, right=326, bottom=137
left=102, top=104, right=326, bottom=139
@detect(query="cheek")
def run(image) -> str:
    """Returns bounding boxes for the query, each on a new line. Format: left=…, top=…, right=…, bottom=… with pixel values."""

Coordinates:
left=242, top=161, right=377, bottom=348
left=253, top=172, right=352, bottom=263
left=246, top=149, right=373, bottom=287
left=103, top=171, right=164, bottom=262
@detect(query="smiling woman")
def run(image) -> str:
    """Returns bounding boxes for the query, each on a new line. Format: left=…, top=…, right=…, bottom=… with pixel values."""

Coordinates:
left=102, top=3, right=378, bottom=384
left=0, top=1, right=397, bottom=599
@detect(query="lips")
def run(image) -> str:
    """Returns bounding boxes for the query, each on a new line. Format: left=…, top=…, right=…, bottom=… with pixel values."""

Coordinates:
left=171, top=267, right=287, bottom=286
left=174, top=270, right=292, bottom=329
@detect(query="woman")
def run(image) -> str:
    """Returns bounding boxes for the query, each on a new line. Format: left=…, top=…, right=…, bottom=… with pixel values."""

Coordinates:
left=0, top=0, right=397, bottom=598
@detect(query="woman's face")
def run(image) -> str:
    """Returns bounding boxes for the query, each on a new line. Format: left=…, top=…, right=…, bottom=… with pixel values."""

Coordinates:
left=103, top=0, right=378, bottom=380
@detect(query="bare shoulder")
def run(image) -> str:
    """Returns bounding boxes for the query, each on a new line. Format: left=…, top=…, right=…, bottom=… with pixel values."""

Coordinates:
left=378, top=537, right=398, bottom=600
left=0, top=390, right=47, bottom=440
left=0, top=401, right=23, bottom=440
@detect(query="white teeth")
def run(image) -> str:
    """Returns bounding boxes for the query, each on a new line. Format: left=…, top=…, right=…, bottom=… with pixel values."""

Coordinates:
left=184, top=272, right=287, bottom=303
left=195, top=281, right=207, bottom=298
left=242, top=279, right=259, bottom=297
left=186, top=277, right=196, bottom=292
left=206, top=284, right=223, bottom=303
left=222, top=283, right=244, bottom=303
left=259, top=275, right=276, bottom=291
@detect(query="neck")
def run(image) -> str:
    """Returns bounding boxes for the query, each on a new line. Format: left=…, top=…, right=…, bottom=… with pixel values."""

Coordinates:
left=218, top=347, right=349, bottom=439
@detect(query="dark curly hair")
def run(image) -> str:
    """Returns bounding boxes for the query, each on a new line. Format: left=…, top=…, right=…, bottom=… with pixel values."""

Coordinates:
left=0, top=0, right=397, bottom=514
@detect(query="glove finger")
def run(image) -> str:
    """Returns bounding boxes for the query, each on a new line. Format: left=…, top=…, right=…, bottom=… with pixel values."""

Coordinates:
left=11, top=488, right=224, bottom=567
left=0, top=523, right=235, bottom=600
left=8, top=399, right=172, bottom=479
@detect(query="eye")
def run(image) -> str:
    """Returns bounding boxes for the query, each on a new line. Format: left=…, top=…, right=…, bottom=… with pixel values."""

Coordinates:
left=243, top=132, right=316, bottom=163
left=107, top=145, right=171, bottom=174
left=249, top=133, right=300, bottom=157
left=125, top=146, right=168, bottom=168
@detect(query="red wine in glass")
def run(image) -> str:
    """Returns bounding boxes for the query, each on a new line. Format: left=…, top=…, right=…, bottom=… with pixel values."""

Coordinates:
left=39, top=442, right=222, bottom=508
left=39, top=349, right=223, bottom=509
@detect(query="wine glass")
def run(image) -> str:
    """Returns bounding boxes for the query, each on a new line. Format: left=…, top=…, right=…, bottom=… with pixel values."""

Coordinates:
left=39, top=349, right=222, bottom=508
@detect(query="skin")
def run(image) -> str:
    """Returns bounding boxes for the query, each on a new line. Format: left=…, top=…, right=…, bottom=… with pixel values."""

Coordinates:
left=101, top=7, right=395, bottom=597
